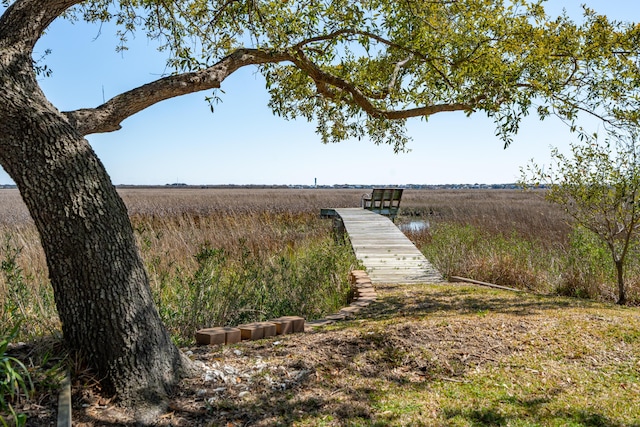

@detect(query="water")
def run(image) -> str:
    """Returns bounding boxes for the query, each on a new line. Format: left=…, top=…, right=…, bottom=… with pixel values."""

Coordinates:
left=399, top=220, right=429, bottom=232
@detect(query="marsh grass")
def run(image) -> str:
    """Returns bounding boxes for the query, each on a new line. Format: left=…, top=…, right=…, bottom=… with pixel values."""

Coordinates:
left=0, top=189, right=361, bottom=343
left=419, top=223, right=556, bottom=293
left=144, top=228, right=357, bottom=343
left=396, top=189, right=640, bottom=304
left=1, top=185, right=638, bottom=342
left=0, top=231, right=55, bottom=338
left=398, top=188, right=571, bottom=246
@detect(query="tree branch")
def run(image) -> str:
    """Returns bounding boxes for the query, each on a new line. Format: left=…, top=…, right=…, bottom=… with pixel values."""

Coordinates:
left=0, top=0, right=80, bottom=49
left=387, top=55, right=413, bottom=95
left=290, top=48, right=477, bottom=119
left=64, top=49, right=292, bottom=135
left=293, top=28, right=456, bottom=91
left=67, top=29, right=486, bottom=135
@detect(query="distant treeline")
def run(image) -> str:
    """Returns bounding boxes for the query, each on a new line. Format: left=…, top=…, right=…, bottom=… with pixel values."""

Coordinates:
left=107, top=183, right=528, bottom=190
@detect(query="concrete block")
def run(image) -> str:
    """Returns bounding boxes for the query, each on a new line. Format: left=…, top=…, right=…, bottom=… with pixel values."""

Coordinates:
left=349, top=270, right=368, bottom=283
left=222, top=327, right=242, bottom=344
left=305, top=319, right=334, bottom=327
left=195, top=327, right=242, bottom=345
left=358, top=291, right=377, bottom=298
left=352, top=300, right=372, bottom=307
left=325, top=313, right=347, bottom=321
left=269, top=318, right=293, bottom=335
left=356, top=283, right=375, bottom=289
left=337, top=309, right=355, bottom=319
left=340, top=306, right=361, bottom=315
left=273, top=316, right=305, bottom=332
left=195, top=328, right=226, bottom=345
left=238, top=323, right=264, bottom=341
left=256, top=322, right=277, bottom=338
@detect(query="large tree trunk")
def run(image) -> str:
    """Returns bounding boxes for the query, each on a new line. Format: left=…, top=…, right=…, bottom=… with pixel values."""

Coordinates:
left=0, top=46, right=189, bottom=416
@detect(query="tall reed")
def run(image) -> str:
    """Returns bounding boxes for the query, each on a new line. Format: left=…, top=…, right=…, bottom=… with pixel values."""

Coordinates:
left=400, top=190, right=640, bottom=304
left=134, top=211, right=358, bottom=343
left=0, top=229, right=57, bottom=338
left=0, top=188, right=361, bottom=342
left=2, top=186, right=636, bottom=343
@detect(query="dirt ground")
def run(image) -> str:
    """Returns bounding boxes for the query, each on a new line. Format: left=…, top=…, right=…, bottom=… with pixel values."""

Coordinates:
left=18, top=281, right=640, bottom=426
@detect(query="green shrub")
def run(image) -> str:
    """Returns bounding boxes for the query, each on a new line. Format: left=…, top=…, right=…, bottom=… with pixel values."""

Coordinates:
left=419, top=223, right=483, bottom=280
left=420, top=222, right=557, bottom=293
left=0, top=235, right=58, bottom=340
left=153, top=236, right=358, bottom=344
left=417, top=220, right=640, bottom=303
left=0, top=238, right=29, bottom=331
left=0, top=324, right=32, bottom=427
left=558, top=226, right=618, bottom=300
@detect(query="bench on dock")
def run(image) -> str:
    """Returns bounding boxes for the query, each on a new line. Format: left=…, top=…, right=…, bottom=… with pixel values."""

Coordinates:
left=361, top=188, right=403, bottom=221
left=319, top=188, right=404, bottom=221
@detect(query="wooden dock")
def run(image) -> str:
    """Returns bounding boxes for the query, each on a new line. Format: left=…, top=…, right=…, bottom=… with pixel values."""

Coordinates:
left=334, top=208, right=443, bottom=284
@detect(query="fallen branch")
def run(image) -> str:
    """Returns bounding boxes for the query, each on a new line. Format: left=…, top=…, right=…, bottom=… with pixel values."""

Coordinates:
left=449, top=276, right=524, bottom=293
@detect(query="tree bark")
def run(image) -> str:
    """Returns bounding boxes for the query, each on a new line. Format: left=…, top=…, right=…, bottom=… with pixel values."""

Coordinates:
left=0, top=46, right=189, bottom=414
left=615, top=259, right=626, bottom=305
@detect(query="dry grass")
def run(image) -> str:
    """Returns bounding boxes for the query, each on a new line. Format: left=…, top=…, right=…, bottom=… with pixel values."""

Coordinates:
left=118, top=187, right=366, bottom=216
left=0, top=188, right=369, bottom=337
left=398, top=188, right=571, bottom=248
left=0, top=186, right=572, bottom=268
left=0, top=187, right=582, bottom=337
left=0, top=186, right=368, bottom=293
left=1, top=186, right=624, bottom=315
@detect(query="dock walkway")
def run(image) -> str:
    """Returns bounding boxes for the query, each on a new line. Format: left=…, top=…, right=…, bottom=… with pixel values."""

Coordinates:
left=334, top=208, right=443, bottom=284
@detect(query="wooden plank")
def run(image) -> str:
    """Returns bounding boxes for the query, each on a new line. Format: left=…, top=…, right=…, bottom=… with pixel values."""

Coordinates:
left=57, top=371, right=72, bottom=427
left=334, top=208, right=443, bottom=284
left=450, top=276, right=524, bottom=293
left=319, top=208, right=337, bottom=218
left=361, top=188, right=403, bottom=220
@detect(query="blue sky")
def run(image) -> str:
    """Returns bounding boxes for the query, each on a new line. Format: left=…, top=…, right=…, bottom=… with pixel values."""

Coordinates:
left=0, top=1, right=635, bottom=186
